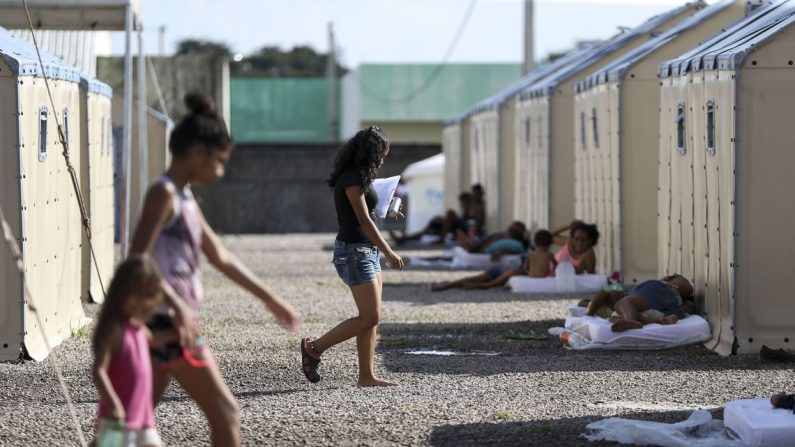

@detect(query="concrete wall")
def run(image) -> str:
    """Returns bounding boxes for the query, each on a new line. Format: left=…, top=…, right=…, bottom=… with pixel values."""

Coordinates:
left=194, top=143, right=440, bottom=233
left=97, top=54, right=230, bottom=124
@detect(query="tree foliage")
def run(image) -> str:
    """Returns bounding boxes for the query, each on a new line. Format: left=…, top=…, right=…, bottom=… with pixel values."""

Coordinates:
left=174, top=38, right=348, bottom=78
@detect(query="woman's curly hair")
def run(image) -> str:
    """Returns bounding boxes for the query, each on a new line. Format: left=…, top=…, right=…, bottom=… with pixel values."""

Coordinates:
left=327, top=126, right=390, bottom=188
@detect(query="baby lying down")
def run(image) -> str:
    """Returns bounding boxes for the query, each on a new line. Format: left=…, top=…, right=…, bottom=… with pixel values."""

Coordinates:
left=577, top=274, right=693, bottom=332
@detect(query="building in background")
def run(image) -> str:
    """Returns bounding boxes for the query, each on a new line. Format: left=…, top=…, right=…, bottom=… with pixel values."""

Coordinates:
left=343, top=63, right=522, bottom=145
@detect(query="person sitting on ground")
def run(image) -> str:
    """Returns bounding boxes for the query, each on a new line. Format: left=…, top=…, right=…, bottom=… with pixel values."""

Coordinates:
left=580, top=274, right=693, bottom=332
left=390, top=192, right=472, bottom=246
left=468, top=183, right=486, bottom=236
left=430, top=229, right=554, bottom=292
left=456, top=221, right=530, bottom=257
left=552, top=220, right=598, bottom=274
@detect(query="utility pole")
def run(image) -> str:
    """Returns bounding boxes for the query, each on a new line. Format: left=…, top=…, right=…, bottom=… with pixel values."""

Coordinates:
left=523, top=0, right=535, bottom=75
left=158, top=25, right=165, bottom=57
left=327, top=22, right=339, bottom=142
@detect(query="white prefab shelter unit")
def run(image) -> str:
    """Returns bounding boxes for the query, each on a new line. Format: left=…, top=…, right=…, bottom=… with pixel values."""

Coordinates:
left=463, top=46, right=594, bottom=231
left=573, top=0, right=747, bottom=284
left=515, top=2, right=701, bottom=234
left=401, top=153, right=445, bottom=235
left=657, top=0, right=795, bottom=355
left=0, top=26, right=89, bottom=361
left=79, top=74, right=113, bottom=303
left=442, top=119, right=463, bottom=211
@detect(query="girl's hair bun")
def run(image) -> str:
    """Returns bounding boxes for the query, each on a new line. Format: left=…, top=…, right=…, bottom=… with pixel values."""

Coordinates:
left=184, top=92, right=216, bottom=115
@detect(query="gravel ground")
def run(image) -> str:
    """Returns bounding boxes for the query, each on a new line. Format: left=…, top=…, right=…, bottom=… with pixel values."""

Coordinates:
left=1, top=233, right=794, bottom=446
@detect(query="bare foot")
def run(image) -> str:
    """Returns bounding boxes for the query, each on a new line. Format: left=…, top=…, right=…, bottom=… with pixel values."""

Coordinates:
left=661, top=315, right=679, bottom=325
left=577, top=299, right=591, bottom=308
left=611, top=319, right=643, bottom=332
left=357, top=377, right=398, bottom=387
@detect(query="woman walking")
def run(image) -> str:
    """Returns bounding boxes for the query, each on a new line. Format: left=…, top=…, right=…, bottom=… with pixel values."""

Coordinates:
left=300, top=126, right=404, bottom=386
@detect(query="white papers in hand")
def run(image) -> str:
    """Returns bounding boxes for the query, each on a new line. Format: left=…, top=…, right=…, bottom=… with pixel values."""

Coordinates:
left=372, top=176, right=401, bottom=218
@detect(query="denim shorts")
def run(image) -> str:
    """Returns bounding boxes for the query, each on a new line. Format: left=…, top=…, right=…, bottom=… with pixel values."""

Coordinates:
left=627, top=280, right=686, bottom=318
left=332, top=240, right=381, bottom=287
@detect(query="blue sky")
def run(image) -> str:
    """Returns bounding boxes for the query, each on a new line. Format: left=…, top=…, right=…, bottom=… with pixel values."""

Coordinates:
left=108, top=0, right=712, bottom=67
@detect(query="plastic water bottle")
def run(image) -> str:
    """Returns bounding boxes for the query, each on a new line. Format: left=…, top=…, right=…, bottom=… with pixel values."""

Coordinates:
left=555, top=259, right=577, bottom=292
left=560, top=330, right=589, bottom=349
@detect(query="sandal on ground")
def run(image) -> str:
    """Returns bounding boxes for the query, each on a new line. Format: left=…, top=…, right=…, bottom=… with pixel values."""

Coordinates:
left=300, top=337, right=321, bottom=383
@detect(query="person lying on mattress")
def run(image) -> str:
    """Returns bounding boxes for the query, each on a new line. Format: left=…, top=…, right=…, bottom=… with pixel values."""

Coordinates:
left=431, top=230, right=557, bottom=292
left=390, top=192, right=472, bottom=246
left=455, top=221, right=531, bottom=258
left=580, top=274, right=694, bottom=332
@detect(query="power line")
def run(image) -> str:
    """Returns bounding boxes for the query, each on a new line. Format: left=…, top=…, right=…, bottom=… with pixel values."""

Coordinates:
left=356, top=0, right=478, bottom=103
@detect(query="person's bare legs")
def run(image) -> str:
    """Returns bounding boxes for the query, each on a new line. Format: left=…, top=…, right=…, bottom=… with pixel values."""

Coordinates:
left=464, top=268, right=522, bottom=290
left=312, top=279, right=395, bottom=386
left=611, top=295, right=649, bottom=332
left=152, top=368, right=172, bottom=405
left=357, top=273, right=396, bottom=386
left=169, top=351, right=240, bottom=447
left=431, top=273, right=491, bottom=292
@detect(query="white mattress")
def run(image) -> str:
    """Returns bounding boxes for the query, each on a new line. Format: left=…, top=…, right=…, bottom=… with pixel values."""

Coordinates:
left=725, top=398, right=795, bottom=447
left=563, top=314, right=711, bottom=350
left=449, top=246, right=521, bottom=270
left=508, top=274, right=607, bottom=293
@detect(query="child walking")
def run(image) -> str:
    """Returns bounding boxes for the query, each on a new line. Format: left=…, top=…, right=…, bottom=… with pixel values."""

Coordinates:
left=129, top=92, right=300, bottom=447
left=93, top=255, right=166, bottom=447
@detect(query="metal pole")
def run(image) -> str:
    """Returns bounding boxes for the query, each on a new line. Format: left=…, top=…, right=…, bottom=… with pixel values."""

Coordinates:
left=138, top=24, right=149, bottom=220
left=523, top=0, right=535, bottom=75
left=158, top=25, right=165, bottom=57
left=326, top=22, right=338, bottom=142
left=121, top=4, right=133, bottom=258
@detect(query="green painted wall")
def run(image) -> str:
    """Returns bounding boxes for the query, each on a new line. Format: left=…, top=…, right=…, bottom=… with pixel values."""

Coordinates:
left=231, top=78, right=337, bottom=143
left=359, top=63, right=522, bottom=122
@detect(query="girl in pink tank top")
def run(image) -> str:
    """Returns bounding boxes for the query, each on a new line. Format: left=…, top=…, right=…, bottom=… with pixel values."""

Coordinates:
left=93, top=255, right=165, bottom=447
left=552, top=220, right=600, bottom=274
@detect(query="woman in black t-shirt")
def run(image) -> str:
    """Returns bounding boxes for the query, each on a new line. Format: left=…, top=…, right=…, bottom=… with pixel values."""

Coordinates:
left=300, top=126, right=404, bottom=386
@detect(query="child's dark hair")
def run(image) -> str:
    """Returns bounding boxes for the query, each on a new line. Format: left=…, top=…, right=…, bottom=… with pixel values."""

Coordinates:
left=169, top=92, right=232, bottom=158
left=326, top=126, right=389, bottom=188
left=92, top=255, right=162, bottom=353
left=458, top=192, right=473, bottom=202
left=472, top=184, right=484, bottom=194
left=534, top=229, right=553, bottom=247
left=571, top=221, right=600, bottom=245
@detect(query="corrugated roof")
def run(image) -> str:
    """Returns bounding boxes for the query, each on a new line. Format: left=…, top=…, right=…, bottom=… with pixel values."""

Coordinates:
left=708, top=1, right=795, bottom=70
left=579, top=0, right=738, bottom=89
left=80, top=75, right=113, bottom=98
left=659, top=0, right=790, bottom=77
left=521, top=1, right=704, bottom=99
left=0, top=25, right=80, bottom=82
left=461, top=44, right=597, bottom=119
left=359, top=63, right=522, bottom=123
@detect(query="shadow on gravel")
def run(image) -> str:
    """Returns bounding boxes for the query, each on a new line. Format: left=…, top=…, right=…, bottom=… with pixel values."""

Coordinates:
left=378, top=320, right=793, bottom=375
left=382, top=284, right=579, bottom=304
left=429, top=408, right=713, bottom=446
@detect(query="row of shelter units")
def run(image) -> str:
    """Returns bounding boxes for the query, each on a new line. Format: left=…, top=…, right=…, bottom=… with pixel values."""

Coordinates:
left=444, top=0, right=702, bottom=234
left=0, top=25, right=115, bottom=361
left=444, top=0, right=795, bottom=354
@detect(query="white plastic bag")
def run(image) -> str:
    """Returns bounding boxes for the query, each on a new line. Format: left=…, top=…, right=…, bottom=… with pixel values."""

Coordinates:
left=583, top=410, right=743, bottom=447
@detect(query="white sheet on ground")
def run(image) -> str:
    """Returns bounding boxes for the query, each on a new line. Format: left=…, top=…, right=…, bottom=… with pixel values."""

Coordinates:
left=563, top=315, right=711, bottom=350
left=372, top=176, right=401, bottom=218
left=724, top=398, right=795, bottom=447
left=583, top=410, right=743, bottom=447
left=449, top=246, right=521, bottom=270
left=508, top=274, right=607, bottom=293
left=569, top=304, right=588, bottom=317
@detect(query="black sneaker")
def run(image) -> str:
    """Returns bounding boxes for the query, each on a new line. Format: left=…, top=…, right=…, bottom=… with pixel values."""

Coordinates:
left=300, top=337, right=321, bottom=383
